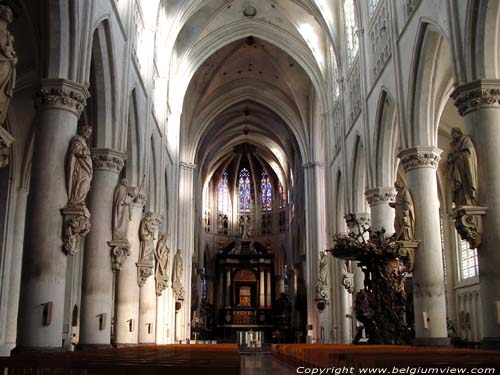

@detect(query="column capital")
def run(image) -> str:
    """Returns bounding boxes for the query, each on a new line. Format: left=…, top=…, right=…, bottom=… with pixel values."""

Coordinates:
left=303, top=161, right=325, bottom=169
left=35, top=79, right=89, bottom=117
left=91, top=148, right=126, bottom=172
left=398, top=146, right=442, bottom=172
left=451, top=80, right=500, bottom=116
left=179, top=161, right=197, bottom=170
left=365, top=187, right=396, bottom=207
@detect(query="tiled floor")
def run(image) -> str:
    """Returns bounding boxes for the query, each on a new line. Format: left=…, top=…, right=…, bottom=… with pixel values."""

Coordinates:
left=241, top=353, right=297, bottom=375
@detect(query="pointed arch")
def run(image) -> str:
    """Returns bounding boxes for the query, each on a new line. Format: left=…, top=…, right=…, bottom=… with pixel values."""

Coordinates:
left=125, top=90, right=142, bottom=187
left=351, top=135, right=368, bottom=212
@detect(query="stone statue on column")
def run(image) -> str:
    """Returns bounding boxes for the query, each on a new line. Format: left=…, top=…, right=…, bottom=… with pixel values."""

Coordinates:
left=389, top=181, right=415, bottom=241
left=61, top=125, right=93, bottom=255
left=316, top=251, right=329, bottom=302
left=155, top=233, right=169, bottom=296
left=137, top=211, right=158, bottom=287
left=0, top=5, right=16, bottom=169
left=172, top=248, right=184, bottom=299
left=447, top=127, right=486, bottom=248
left=447, top=127, right=478, bottom=206
left=108, top=178, right=133, bottom=271
left=240, top=215, right=250, bottom=240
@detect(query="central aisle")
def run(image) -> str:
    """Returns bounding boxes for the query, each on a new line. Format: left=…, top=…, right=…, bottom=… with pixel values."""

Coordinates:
left=241, top=353, right=296, bottom=375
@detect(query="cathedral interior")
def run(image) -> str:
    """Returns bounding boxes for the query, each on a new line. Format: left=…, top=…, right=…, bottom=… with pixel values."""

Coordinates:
left=0, top=0, right=499, bottom=371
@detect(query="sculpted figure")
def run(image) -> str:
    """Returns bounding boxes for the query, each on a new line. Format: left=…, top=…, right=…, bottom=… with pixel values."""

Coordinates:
left=240, top=215, right=250, bottom=240
left=66, top=126, right=93, bottom=207
left=155, top=233, right=169, bottom=278
left=112, top=179, right=131, bottom=241
left=0, top=5, right=16, bottom=125
left=173, top=248, right=183, bottom=284
left=139, top=212, right=156, bottom=262
left=389, top=181, right=415, bottom=241
left=318, top=251, right=328, bottom=286
left=447, top=127, right=478, bottom=206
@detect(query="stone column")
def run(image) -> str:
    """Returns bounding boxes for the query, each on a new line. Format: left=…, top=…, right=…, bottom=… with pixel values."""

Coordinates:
left=303, top=162, right=327, bottom=341
left=177, top=162, right=196, bottom=340
left=16, top=79, right=88, bottom=351
left=138, top=213, right=161, bottom=345
left=265, top=270, right=272, bottom=307
left=452, top=80, right=500, bottom=348
left=225, top=269, right=231, bottom=307
left=79, top=149, right=125, bottom=348
left=115, top=198, right=144, bottom=346
left=399, top=146, right=448, bottom=346
left=345, top=213, right=370, bottom=337
left=365, top=187, right=396, bottom=235
left=3, top=188, right=28, bottom=352
left=259, top=269, right=265, bottom=307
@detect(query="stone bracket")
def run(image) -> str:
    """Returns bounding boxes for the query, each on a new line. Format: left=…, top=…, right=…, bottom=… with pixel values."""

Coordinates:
left=173, top=280, right=185, bottom=300
left=394, top=240, right=419, bottom=272
left=108, top=240, right=131, bottom=271
left=61, top=206, right=91, bottom=255
left=342, top=271, right=355, bottom=293
left=136, top=261, right=153, bottom=287
left=155, top=275, right=168, bottom=296
left=451, top=206, right=487, bottom=249
left=0, top=126, right=14, bottom=168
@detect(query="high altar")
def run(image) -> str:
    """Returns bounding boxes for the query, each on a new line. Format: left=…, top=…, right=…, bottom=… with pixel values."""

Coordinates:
left=216, top=240, right=274, bottom=340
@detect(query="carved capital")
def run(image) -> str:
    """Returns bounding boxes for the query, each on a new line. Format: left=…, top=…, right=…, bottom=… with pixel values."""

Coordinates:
left=451, top=80, right=500, bottom=116
left=398, top=146, right=442, bottom=172
left=365, top=187, right=396, bottom=207
left=108, top=240, right=131, bottom=271
left=36, top=79, right=89, bottom=117
left=0, top=126, right=14, bottom=168
left=451, top=206, right=487, bottom=249
left=303, top=161, right=325, bottom=169
left=179, top=162, right=197, bottom=171
left=61, top=206, right=91, bottom=255
left=91, top=148, right=126, bottom=172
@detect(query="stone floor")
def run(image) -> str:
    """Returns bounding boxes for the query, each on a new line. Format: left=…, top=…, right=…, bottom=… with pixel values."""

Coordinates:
left=241, top=353, right=297, bottom=375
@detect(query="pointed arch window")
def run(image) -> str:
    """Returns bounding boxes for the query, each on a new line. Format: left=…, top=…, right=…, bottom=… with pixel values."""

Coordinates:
left=238, top=168, right=251, bottom=212
left=368, top=0, right=381, bottom=17
left=217, top=171, right=230, bottom=213
left=261, top=170, right=272, bottom=211
left=344, top=0, right=359, bottom=65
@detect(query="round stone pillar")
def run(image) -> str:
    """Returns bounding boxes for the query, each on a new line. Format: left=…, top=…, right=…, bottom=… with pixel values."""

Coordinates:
left=16, top=79, right=88, bottom=351
left=452, top=80, right=500, bottom=348
left=399, top=146, right=448, bottom=346
left=115, top=198, right=144, bottom=346
left=345, top=213, right=370, bottom=338
left=79, top=149, right=125, bottom=348
left=365, top=187, right=396, bottom=235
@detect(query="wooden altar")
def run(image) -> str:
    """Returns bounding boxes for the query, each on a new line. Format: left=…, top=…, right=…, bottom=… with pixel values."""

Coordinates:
left=216, top=241, right=274, bottom=341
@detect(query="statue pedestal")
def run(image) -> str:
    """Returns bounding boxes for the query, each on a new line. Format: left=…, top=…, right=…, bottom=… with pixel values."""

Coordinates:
left=451, top=206, right=487, bottom=249
left=155, top=275, right=168, bottom=296
left=136, top=261, right=153, bottom=287
left=108, top=240, right=131, bottom=271
left=60, top=206, right=91, bottom=255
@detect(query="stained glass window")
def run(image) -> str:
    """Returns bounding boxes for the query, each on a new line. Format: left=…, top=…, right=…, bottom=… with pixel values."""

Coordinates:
left=368, top=0, right=380, bottom=17
left=460, top=239, right=479, bottom=280
left=344, top=0, right=359, bottom=65
left=279, top=183, right=286, bottom=209
left=261, top=170, right=272, bottom=211
left=217, top=171, right=230, bottom=213
left=330, top=47, right=340, bottom=99
left=238, top=168, right=251, bottom=212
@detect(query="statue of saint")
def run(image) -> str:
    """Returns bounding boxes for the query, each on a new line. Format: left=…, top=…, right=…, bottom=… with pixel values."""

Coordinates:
left=389, top=181, right=415, bottom=241
left=0, top=5, right=17, bottom=125
left=447, top=127, right=478, bottom=206
left=139, top=212, right=156, bottom=263
left=318, top=251, right=328, bottom=286
left=240, top=215, right=250, bottom=240
left=173, top=248, right=183, bottom=284
left=66, top=125, right=93, bottom=208
left=112, top=179, right=131, bottom=241
left=155, top=233, right=169, bottom=278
